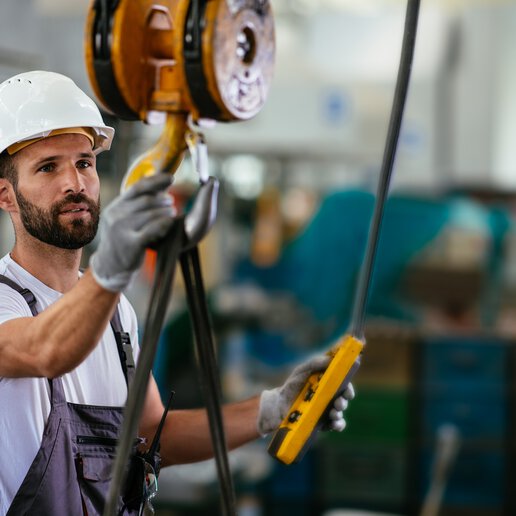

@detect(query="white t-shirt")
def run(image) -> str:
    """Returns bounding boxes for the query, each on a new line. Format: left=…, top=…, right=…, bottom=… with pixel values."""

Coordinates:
left=0, top=254, right=140, bottom=514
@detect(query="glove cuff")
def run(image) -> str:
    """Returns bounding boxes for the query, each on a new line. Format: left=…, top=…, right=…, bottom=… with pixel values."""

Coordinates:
left=257, top=388, right=282, bottom=437
left=90, top=253, right=135, bottom=293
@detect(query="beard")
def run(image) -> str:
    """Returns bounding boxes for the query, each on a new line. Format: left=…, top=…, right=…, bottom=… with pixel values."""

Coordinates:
left=15, top=189, right=100, bottom=250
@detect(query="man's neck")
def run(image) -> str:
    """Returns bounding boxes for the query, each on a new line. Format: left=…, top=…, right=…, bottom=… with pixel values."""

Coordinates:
left=10, top=240, right=83, bottom=293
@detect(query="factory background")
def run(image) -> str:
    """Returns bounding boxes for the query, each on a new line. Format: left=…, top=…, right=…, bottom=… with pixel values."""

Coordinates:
left=1, top=1, right=516, bottom=515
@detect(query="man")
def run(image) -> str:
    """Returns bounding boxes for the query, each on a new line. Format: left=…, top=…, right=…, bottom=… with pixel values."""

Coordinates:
left=0, top=71, right=353, bottom=515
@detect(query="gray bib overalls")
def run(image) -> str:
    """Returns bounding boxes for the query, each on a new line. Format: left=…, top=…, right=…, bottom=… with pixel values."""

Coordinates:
left=0, top=275, right=148, bottom=515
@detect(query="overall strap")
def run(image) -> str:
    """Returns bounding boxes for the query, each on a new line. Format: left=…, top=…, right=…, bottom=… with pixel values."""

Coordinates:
left=0, top=273, right=67, bottom=403
left=0, top=274, right=38, bottom=316
left=110, top=306, right=135, bottom=386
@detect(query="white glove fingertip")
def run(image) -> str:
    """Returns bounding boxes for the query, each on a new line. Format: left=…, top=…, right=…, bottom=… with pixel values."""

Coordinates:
left=257, top=388, right=282, bottom=436
left=344, top=383, right=355, bottom=400
left=158, top=195, right=174, bottom=208
left=329, top=408, right=342, bottom=420
left=333, top=397, right=348, bottom=412
left=331, top=418, right=346, bottom=432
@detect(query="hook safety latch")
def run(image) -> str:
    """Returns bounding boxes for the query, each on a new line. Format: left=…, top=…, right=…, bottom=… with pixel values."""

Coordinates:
left=185, top=119, right=212, bottom=184
left=182, top=118, right=218, bottom=250
left=183, top=176, right=219, bottom=251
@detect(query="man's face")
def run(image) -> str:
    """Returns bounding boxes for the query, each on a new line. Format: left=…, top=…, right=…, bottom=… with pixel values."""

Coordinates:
left=12, top=133, right=101, bottom=249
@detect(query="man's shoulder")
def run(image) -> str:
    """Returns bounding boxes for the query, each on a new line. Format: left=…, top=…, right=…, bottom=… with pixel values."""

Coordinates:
left=0, top=253, right=12, bottom=277
left=0, top=254, right=33, bottom=286
left=0, top=278, right=34, bottom=320
left=0, top=254, right=25, bottom=297
left=0, top=255, right=38, bottom=318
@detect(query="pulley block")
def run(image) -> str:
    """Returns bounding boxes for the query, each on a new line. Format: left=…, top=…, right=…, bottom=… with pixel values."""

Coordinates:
left=85, top=0, right=275, bottom=123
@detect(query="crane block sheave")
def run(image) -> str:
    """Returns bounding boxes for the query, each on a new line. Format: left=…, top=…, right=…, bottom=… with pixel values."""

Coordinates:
left=84, top=0, right=275, bottom=187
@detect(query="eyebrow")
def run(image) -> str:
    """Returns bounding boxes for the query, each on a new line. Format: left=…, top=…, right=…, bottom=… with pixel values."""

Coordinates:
left=32, top=152, right=96, bottom=168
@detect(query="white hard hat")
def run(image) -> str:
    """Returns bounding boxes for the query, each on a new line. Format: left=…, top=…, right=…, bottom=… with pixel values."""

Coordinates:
left=0, top=70, right=114, bottom=155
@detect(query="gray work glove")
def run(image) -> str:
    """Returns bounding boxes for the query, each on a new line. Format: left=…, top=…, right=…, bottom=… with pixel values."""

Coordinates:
left=90, top=174, right=176, bottom=292
left=257, top=354, right=355, bottom=436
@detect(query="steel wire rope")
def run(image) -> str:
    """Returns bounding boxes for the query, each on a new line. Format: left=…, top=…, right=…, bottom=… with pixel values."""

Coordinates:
left=350, top=0, right=421, bottom=339
left=103, top=221, right=184, bottom=516
left=180, top=247, right=237, bottom=515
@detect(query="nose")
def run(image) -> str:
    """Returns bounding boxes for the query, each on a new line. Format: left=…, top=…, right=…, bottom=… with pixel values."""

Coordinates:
left=63, top=163, right=86, bottom=194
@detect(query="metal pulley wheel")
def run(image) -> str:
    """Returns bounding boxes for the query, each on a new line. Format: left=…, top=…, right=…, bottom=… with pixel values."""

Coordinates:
left=85, top=0, right=275, bottom=123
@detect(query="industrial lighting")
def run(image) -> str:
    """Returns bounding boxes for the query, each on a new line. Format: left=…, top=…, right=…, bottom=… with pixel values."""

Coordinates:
left=221, top=155, right=267, bottom=200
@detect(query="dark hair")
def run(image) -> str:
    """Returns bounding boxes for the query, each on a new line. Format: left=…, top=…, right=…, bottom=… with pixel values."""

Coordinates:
left=0, top=151, right=17, bottom=187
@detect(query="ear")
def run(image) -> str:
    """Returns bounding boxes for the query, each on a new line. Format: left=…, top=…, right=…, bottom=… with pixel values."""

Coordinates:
left=0, top=179, right=17, bottom=213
